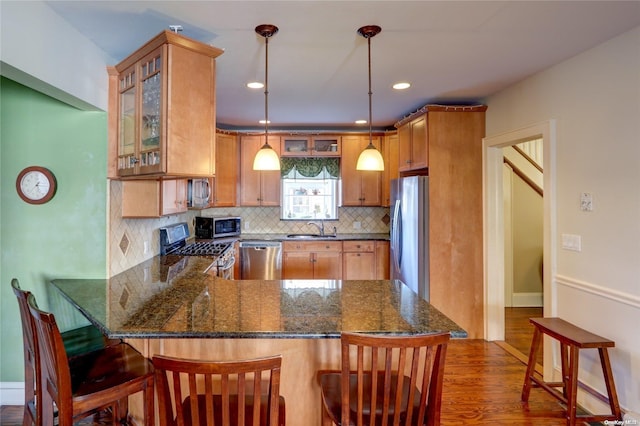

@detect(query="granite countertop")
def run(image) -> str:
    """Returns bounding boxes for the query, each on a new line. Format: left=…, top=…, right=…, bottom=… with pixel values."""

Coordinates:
left=52, top=254, right=466, bottom=340
left=239, top=233, right=390, bottom=241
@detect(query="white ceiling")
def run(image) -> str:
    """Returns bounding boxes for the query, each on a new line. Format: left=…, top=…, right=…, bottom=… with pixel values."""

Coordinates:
left=46, top=1, right=640, bottom=130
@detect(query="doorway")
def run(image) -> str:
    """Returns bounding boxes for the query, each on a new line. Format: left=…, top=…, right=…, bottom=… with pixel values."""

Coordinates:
left=503, top=140, right=544, bottom=360
left=483, top=120, right=556, bottom=376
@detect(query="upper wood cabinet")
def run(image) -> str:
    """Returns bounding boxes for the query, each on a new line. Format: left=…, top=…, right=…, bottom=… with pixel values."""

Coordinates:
left=341, top=135, right=382, bottom=206
left=213, top=132, right=238, bottom=206
left=121, top=179, right=187, bottom=218
left=239, top=135, right=281, bottom=206
left=110, top=31, right=223, bottom=178
left=280, top=135, right=341, bottom=156
left=381, top=132, right=399, bottom=207
left=398, top=114, right=427, bottom=172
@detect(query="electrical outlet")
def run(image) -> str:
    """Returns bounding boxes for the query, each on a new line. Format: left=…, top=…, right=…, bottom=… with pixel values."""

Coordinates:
left=244, top=221, right=250, bottom=230
left=143, top=241, right=149, bottom=254
left=353, top=221, right=361, bottom=230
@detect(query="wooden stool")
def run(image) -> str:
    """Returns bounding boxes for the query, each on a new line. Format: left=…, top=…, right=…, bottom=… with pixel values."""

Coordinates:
left=521, top=317, right=622, bottom=425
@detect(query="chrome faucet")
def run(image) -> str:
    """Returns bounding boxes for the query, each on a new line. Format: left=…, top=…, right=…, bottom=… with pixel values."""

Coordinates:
left=307, top=220, right=325, bottom=236
left=307, top=220, right=337, bottom=237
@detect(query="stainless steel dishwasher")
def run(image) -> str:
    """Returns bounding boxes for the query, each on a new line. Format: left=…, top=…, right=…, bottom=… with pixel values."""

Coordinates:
left=239, top=241, right=282, bottom=279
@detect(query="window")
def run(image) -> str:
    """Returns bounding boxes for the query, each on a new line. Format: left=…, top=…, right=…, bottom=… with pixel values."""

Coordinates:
left=281, top=158, right=339, bottom=220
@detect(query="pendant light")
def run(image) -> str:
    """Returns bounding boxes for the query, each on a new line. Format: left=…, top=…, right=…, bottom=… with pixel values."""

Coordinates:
left=356, top=25, right=384, bottom=171
left=253, top=24, right=281, bottom=171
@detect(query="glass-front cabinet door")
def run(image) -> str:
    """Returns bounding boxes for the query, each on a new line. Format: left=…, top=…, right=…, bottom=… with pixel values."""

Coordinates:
left=281, top=135, right=341, bottom=157
left=118, top=66, right=137, bottom=176
left=139, top=50, right=162, bottom=174
left=311, top=136, right=341, bottom=156
left=117, top=47, right=164, bottom=176
left=281, top=136, right=310, bottom=156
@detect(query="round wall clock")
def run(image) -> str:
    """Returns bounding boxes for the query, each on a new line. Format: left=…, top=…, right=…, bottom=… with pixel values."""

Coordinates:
left=16, top=166, right=57, bottom=204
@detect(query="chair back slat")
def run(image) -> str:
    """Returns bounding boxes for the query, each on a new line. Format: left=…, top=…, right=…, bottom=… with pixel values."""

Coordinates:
left=153, top=354, right=284, bottom=426
left=204, top=374, right=215, bottom=425
left=27, top=293, right=75, bottom=425
left=339, top=332, right=450, bottom=426
left=11, top=279, right=39, bottom=424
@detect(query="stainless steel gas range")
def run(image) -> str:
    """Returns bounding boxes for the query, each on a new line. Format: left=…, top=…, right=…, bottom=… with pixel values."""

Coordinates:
left=159, top=222, right=235, bottom=279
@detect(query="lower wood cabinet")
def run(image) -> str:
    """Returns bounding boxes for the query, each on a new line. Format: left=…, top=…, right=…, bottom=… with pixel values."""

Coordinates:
left=342, top=241, right=376, bottom=280
left=282, top=241, right=342, bottom=279
left=375, top=241, right=390, bottom=280
left=122, top=179, right=187, bottom=218
left=282, top=240, right=389, bottom=280
left=343, top=240, right=390, bottom=280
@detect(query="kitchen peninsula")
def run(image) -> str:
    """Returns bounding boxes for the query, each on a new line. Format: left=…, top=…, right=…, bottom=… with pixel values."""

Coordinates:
left=52, top=255, right=466, bottom=424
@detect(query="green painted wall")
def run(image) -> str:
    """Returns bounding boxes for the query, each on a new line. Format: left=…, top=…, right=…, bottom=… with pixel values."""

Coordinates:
left=0, top=77, right=108, bottom=382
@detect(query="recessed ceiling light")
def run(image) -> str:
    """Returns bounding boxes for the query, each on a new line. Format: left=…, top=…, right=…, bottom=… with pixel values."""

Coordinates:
left=355, top=119, right=367, bottom=125
left=247, top=81, right=264, bottom=89
left=393, top=82, right=411, bottom=90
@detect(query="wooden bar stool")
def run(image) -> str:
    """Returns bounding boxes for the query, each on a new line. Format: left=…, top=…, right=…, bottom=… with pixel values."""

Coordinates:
left=27, top=292, right=155, bottom=426
left=521, top=317, right=622, bottom=425
left=318, top=332, right=450, bottom=426
left=11, top=279, right=121, bottom=425
left=153, top=354, right=285, bottom=426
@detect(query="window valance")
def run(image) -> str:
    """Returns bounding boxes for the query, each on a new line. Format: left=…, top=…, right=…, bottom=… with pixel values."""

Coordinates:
left=280, top=157, right=340, bottom=178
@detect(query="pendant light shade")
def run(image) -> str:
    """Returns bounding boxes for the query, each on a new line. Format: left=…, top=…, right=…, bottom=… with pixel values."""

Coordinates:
left=253, top=144, right=281, bottom=170
left=356, top=144, right=385, bottom=171
left=356, top=25, right=384, bottom=171
left=253, top=24, right=280, bottom=171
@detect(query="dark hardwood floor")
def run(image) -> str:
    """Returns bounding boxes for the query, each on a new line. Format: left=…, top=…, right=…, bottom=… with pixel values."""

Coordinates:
left=2, top=337, right=599, bottom=425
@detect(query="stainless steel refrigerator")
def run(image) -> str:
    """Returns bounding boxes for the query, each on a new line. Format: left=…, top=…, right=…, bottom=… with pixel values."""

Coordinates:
left=390, top=176, right=429, bottom=300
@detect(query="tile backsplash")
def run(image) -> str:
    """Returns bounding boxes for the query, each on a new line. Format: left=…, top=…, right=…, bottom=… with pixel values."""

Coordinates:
left=109, top=180, right=390, bottom=276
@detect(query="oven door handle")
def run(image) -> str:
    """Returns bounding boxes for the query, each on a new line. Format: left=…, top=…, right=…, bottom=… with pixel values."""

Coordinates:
left=219, top=256, right=235, bottom=271
left=216, top=256, right=236, bottom=280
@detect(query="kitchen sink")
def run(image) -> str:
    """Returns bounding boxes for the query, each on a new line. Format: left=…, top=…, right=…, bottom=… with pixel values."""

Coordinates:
left=286, top=234, right=336, bottom=239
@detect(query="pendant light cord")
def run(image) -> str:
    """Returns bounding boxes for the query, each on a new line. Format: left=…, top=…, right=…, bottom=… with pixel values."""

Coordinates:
left=367, top=34, right=373, bottom=147
left=264, top=34, right=270, bottom=142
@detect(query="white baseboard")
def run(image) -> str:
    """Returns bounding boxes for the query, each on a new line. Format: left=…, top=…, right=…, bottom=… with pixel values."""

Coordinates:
left=512, top=292, right=543, bottom=307
left=0, top=382, right=24, bottom=405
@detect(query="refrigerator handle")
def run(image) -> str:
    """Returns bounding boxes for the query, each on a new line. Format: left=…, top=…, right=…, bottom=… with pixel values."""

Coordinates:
left=392, top=199, right=402, bottom=270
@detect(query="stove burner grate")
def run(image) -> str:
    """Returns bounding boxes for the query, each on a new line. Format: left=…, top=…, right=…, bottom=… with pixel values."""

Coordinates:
left=173, top=241, right=231, bottom=257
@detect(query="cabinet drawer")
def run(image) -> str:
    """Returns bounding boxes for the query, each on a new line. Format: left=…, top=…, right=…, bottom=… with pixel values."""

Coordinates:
left=283, top=241, right=342, bottom=252
left=343, top=241, right=375, bottom=252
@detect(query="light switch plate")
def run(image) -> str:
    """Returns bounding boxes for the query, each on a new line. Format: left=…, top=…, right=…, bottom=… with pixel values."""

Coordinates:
left=580, top=192, right=593, bottom=211
left=562, top=234, right=582, bottom=251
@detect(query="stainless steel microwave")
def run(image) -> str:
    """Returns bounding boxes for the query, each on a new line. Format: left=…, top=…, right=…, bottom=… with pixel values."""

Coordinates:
left=195, top=216, right=241, bottom=239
